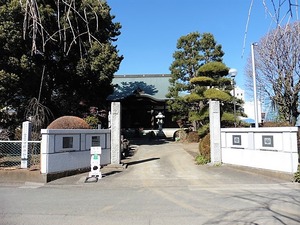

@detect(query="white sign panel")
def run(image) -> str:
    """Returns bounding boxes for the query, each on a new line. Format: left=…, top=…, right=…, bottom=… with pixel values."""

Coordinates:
left=91, top=146, right=102, bottom=155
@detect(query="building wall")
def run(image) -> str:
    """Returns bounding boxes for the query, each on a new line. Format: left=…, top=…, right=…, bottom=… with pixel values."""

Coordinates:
left=243, top=101, right=262, bottom=123
left=232, top=86, right=263, bottom=123
left=231, top=86, right=245, bottom=102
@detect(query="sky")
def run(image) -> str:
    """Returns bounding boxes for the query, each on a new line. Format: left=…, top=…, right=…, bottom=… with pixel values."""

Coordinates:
left=106, top=0, right=298, bottom=100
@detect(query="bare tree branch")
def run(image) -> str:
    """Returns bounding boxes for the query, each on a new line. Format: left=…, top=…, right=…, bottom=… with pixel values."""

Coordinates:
left=246, top=22, right=300, bottom=124
left=21, top=0, right=106, bottom=56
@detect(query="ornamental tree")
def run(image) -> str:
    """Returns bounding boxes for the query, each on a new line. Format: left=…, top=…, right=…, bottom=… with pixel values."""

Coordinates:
left=190, top=61, right=244, bottom=136
left=167, top=32, right=242, bottom=136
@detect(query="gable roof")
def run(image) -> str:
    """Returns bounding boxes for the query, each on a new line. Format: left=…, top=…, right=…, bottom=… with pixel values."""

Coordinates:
left=107, top=74, right=171, bottom=101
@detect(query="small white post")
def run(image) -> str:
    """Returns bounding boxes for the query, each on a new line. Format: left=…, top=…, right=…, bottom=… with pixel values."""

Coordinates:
left=21, top=121, right=32, bottom=168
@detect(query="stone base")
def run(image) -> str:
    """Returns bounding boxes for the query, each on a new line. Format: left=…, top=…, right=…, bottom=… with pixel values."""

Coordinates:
left=44, top=168, right=90, bottom=183
left=0, top=168, right=46, bottom=184
left=0, top=163, right=129, bottom=184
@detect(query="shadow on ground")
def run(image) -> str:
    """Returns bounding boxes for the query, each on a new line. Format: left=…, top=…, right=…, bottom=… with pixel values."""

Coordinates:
left=126, top=157, right=160, bottom=167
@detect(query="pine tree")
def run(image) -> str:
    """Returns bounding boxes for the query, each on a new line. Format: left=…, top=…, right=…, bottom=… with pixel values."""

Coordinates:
left=167, top=32, right=242, bottom=136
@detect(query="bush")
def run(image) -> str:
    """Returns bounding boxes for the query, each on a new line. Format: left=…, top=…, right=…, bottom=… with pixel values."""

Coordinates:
left=199, top=133, right=210, bottom=162
left=186, top=131, right=200, bottom=142
left=195, top=155, right=209, bottom=165
left=84, top=116, right=100, bottom=129
left=47, top=116, right=90, bottom=129
left=294, top=164, right=300, bottom=183
left=262, top=121, right=292, bottom=127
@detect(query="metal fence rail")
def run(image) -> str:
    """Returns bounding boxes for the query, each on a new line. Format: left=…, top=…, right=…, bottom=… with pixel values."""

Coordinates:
left=0, top=141, right=41, bottom=169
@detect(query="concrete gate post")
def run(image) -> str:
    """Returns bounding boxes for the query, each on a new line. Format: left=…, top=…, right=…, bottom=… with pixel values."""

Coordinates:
left=209, top=100, right=221, bottom=163
left=110, top=102, right=121, bottom=165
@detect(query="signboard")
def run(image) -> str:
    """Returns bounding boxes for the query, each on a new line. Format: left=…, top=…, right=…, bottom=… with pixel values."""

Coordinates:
left=86, top=146, right=102, bottom=182
left=91, top=146, right=102, bottom=155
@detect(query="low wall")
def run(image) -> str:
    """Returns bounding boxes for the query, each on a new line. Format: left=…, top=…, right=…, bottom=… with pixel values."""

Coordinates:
left=41, top=129, right=111, bottom=174
left=221, top=127, right=299, bottom=173
left=141, top=128, right=180, bottom=139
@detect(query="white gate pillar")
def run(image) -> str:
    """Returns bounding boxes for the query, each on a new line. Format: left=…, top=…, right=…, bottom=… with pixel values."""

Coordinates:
left=110, top=102, right=121, bottom=165
left=209, top=100, right=221, bottom=163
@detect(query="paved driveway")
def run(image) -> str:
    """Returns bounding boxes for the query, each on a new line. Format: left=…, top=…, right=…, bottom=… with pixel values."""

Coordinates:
left=1, top=140, right=300, bottom=225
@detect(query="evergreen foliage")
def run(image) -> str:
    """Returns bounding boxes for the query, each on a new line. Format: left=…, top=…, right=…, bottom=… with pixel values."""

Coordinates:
left=190, top=76, right=214, bottom=86
left=84, top=115, right=100, bottom=129
left=203, top=88, right=231, bottom=102
left=197, top=61, right=228, bottom=78
left=0, top=0, right=123, bottom=129
left=167, top=32, right=242, bottom=135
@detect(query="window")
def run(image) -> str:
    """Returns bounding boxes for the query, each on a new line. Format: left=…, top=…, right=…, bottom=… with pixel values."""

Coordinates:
left=63, top=137, right=73, bottom=148
left=92, top=136, right=100, bottom=146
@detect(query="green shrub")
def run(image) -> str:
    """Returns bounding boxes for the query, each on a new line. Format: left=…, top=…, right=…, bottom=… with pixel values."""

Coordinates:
left=195, top=155, right=209, bottom=165
left=84, top=115, right=100, bottom=129
left=294, top=164, right=300, bottom=183
left=199, top=133, right=210, bottom=162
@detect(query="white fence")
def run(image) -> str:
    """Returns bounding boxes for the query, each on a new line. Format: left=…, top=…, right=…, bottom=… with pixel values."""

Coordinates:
left=221, top=127, right=299, bottom=173
left=41, top=129, right=111, bottom=174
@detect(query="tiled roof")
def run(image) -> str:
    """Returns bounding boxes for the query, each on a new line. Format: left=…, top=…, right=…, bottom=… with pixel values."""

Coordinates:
left=107, top=74, right=171, bottom=101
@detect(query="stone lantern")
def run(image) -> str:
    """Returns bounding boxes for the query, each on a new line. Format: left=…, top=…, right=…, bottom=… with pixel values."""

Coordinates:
left=155, top=112, right=165, bottom=133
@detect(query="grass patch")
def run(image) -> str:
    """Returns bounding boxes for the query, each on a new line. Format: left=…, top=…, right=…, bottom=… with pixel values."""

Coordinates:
left=195, top=155, right=209, bottom=165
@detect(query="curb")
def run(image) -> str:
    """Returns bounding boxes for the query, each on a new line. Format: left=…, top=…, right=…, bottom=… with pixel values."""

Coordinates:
left=0, top=169, right=46, bottom=184
left=224, top=164, right=295, bottom=182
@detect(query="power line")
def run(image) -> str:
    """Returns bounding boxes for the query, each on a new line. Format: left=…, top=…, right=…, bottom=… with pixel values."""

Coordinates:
left=241, top=0, right=254, bottom=59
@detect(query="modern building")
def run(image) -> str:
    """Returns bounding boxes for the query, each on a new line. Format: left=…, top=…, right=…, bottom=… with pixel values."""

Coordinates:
left=243, top=101, right=263, bottom=123
left=232, top=86, right=245, bottom=102
left=232, top=86, right=263, bottom=124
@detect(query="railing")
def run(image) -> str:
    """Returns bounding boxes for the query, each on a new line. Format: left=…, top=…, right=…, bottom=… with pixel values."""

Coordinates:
left=0, top=140, right=41, bottom=169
